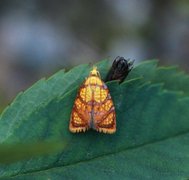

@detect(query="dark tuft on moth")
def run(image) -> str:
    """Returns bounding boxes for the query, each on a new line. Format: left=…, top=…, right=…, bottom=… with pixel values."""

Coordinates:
left=106, top=56, right=134, bottom=83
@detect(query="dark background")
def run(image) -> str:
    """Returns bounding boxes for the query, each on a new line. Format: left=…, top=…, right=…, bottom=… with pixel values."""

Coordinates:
left=0, top=0, right=189, bottom=111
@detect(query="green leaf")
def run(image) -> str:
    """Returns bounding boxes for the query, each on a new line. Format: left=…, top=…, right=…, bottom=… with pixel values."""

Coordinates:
left=128, top=60, right=189, bottom=96
left=0, top=60, right=189, bottom=179
left=155, top=66, right=189, bottom=96
left=13, top=132, right=189, bottom=180
left=0, top=141, right=66, bottom=164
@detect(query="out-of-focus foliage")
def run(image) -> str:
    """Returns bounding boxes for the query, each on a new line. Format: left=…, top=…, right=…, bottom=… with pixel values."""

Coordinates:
left=0, top=0, right=189, bottom=111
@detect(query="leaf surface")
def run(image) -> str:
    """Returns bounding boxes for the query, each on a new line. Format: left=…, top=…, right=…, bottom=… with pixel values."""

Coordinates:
left=0, top=60, right=189, bottom=179
left=14, top=132, right=189, bottom=180
left=129, top=60, right=189, bottom=95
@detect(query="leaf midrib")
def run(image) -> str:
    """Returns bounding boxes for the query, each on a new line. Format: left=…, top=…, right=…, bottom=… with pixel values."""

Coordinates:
left=7, top=129, right=189, bottom=179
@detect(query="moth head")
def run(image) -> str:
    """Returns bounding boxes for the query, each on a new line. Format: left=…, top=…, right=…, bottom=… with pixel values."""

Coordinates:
left=90, top=66, right=100, bottom=77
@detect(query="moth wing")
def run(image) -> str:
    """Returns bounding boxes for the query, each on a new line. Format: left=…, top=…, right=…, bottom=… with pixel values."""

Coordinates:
left=93, top=80, right=116, bottom=134
left=69, top=84, right=92, bottom=133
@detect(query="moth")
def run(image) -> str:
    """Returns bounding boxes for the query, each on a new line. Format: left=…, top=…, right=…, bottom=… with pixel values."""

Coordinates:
left=69, top=66, right=116, bottom=134
left=106, top=56, right=134, bottom=83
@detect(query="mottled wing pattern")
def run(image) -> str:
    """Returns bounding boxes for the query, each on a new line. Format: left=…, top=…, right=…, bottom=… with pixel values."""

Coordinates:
left=92, top=77, right=116, bottom=134
left=69, top=66, right=116, bottom=134
left=69, top=80, right=92, bottom=133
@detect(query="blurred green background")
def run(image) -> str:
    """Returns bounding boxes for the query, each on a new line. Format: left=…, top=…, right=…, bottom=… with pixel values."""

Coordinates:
left=0, top=0, right=189, bottom=111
